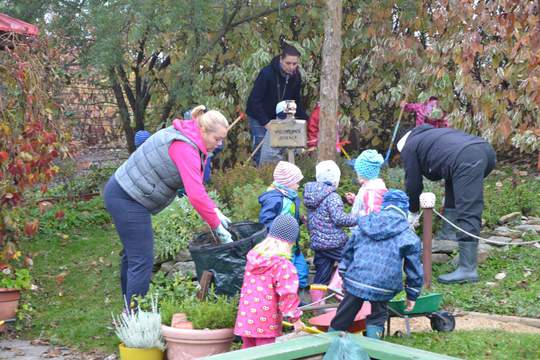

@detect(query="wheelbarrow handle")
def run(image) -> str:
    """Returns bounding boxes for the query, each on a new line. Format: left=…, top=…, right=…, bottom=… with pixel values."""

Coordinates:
left=310, top=284, right=344, bottom=297
left=282, top=321, right=325, bottom=335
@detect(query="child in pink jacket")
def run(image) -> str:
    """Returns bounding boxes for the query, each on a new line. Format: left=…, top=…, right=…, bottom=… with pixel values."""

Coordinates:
left=346, top=149, right=387, bottom=217
left=234, top=214, right=304, bottom=348
left=400, top=96, right=449, bottom=128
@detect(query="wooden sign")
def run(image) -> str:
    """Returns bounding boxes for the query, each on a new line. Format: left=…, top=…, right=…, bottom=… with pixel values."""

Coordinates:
left=267, top=119, right=307, bottom=148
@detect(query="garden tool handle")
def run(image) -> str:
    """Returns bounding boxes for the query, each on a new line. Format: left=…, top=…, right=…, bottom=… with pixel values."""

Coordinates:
left=282, top=321, right=325, bottom=335
left=310, top=284, right=344, bottom=297
left=310, top=284, right=328, bottom=291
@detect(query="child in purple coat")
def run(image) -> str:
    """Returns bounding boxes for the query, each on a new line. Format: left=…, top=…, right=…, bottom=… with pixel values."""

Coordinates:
left=303, top=160, right=357, bottom=304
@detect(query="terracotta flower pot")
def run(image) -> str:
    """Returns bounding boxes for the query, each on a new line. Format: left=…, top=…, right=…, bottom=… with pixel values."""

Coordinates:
left=0, top=288, right=20, bottom=332
left=118, top=343, right=163, bottom=360
left=161, top=325, right=234, bottom=360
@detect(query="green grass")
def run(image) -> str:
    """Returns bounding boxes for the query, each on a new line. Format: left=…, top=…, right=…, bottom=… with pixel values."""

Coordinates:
left=20, top=223, right=123, bottom=352
left=387, top=330, right=540, bottom=360
left=432, top=246, right=540, bottom=318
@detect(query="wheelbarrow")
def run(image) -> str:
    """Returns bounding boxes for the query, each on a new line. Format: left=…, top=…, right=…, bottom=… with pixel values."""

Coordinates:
left=386, top=292, right=455, bottom=337
left=302, top=284, right=371, bottom=333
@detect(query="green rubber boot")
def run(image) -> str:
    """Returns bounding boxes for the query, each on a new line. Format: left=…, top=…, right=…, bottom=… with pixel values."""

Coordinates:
left=438, top=241, right=479, bottom=284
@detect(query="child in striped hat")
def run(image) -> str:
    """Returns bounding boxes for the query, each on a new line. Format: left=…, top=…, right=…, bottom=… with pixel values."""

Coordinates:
left=258, top=161, right=309, bottom=289
left=345, top=149, right=388, bottom=217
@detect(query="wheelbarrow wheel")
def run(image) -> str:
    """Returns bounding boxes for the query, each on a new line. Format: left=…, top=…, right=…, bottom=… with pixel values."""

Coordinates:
left=430, top=311, right=455, bottom=332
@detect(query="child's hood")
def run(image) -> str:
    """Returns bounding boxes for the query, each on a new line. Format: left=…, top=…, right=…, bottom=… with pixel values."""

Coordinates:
left=172, top=119, right=207, bottom=155
left=356, top=208, right=409, bottom=241
left=246, top=250, right=286, bottom=275
left=303, top=181, right=335, bottom=209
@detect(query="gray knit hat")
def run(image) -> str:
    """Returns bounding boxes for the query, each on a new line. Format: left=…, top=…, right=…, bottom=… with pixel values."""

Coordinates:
left=269, top=214, right=299, bottom=243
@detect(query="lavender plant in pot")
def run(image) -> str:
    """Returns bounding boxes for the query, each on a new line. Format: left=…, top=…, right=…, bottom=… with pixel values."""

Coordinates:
left=112, top=299, right=165, bottom=360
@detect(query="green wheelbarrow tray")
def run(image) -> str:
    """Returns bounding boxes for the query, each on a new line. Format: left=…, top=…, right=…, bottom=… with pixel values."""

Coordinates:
left=388, top=293, right=443, bottom=315
left=387, top=293, right=456, bottom=336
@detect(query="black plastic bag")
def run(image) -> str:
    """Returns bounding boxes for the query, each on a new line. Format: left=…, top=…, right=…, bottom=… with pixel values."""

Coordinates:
left=188, top=221, right=267, bottom=297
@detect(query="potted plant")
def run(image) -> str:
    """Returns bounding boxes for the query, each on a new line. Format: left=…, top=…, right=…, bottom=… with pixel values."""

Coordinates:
left=0, top=255, right=32, bottom=331
left=161, top=294, right=238, bottom=360
left=113, top=299, right=165, bottom=360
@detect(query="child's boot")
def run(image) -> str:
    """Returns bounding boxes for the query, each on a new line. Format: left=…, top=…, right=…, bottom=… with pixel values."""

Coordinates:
left=365, top=325, right=384, bottom=339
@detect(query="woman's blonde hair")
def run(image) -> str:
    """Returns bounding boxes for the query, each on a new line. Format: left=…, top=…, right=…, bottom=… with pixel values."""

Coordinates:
left=191, top=105, right=229, bottom=133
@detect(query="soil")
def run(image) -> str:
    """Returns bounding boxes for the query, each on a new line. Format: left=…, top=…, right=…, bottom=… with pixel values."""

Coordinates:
left=389, top=313, right=540, bottom=335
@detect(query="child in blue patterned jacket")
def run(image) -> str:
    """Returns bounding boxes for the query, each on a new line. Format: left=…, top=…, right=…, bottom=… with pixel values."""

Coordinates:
left=330, top=189, right=424, bottom=339
left=303, top=160, right=357, bottom=304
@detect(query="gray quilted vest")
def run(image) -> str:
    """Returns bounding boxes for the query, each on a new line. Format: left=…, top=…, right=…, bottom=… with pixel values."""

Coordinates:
left=114, top=126, right=205, bottom=214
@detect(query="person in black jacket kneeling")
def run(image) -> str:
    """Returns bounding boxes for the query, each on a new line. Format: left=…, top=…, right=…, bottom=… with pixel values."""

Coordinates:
left=396, top=125, right=496, bottom=284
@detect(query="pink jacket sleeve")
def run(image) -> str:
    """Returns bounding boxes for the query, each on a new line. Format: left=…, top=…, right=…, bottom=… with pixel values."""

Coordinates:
left=168, top=141, right=221, bottom=229
left=275, top=260, right=302, bottom=322
left=403, top=102, right=423, bottom=113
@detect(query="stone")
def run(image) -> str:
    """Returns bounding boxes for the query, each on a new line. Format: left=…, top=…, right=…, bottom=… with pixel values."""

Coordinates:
left=525, top=217, right=540, bottom=225
left=167, top=261, right=197, bottom=278
left=482, top=236, right=512, bottom=247
left=493, top=226, right=523, bottom=238
left=478, top=244, right=492, bottom=263
left=495, top=272, right=507, bottom=281
left=174, top=249, right=192, bottom=262
left=431, top=240, right=459, bottom=254
left=485, top=282, right=497, bottom=287
left=159, top=261, right=175, bottom=274
left=498, top=212, right=522, bottom=224
left=431, top=253, right=450, bottom=264
left=515, top=224, right=540, bottom=233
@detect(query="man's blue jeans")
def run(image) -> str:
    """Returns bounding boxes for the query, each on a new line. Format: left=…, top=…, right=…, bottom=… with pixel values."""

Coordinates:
left=248, top=117, right=266, bottom=166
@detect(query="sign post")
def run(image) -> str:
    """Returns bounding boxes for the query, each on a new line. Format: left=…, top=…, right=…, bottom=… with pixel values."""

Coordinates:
left=266, top=101, right=307, bottom=164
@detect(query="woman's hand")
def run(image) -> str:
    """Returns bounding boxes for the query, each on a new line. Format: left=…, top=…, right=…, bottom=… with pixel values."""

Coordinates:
left=215, top=224, right=233, bottom=244
left=345, top=192, right=356, bottom=205
left=214, top=208, right=231, bottom=228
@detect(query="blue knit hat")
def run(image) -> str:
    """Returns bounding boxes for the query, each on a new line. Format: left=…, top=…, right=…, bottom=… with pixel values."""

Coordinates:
left=354, top=149, right=384, bottom=180
left=382, top=189, right=409, bottom=215
left=134, top=130, right=151, bottom=148
left=269, top=214, right=299, bottom=243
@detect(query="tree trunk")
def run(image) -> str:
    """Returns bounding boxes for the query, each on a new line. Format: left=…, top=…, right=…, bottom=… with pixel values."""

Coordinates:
left=318, top=0, right=342, bottom=162
left=109, top=68, right=135, bottom=153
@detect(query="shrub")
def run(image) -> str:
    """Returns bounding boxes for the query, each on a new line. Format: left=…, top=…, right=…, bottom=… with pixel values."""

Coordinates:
left=160, top=291, right=238, bottom=330
left=140, top=273, right=198, bottom=309
left=229, top=179, right=267, bottom=222
left=212, top=164, right=273, bottom=206
left=153, top=191, right=225, bottom=261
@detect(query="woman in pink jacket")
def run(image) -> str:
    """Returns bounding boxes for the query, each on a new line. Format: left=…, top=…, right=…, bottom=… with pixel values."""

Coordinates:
left=104, top=105, right=233, bottom=307
left=234, top=214, right=304, bottom=348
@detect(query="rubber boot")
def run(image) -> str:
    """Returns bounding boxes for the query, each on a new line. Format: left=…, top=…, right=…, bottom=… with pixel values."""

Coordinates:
left=438, top=241, right=479, bottom=284
left=435, top=208, right=458, bottom=241
left=365, top=325, right=384, bottom=339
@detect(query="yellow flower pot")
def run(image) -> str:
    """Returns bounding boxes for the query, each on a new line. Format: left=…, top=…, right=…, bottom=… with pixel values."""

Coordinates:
left=118, top=343, right=163, bottom=360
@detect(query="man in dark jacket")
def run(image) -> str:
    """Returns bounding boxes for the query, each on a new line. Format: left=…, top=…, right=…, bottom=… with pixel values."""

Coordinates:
left=396, top=124, right=496, bottom=284
left=246, top=44, right=308, bottom=165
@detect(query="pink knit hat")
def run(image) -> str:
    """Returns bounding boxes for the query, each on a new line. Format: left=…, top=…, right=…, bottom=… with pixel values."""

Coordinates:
left=273, top=161, right=304, bottom=188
